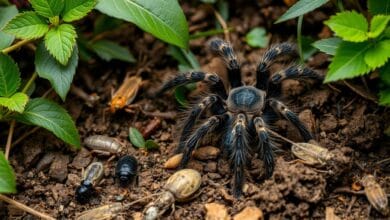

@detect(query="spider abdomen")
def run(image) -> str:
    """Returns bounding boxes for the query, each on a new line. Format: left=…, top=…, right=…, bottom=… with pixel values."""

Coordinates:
left=227, top=86, right=265, bottom=113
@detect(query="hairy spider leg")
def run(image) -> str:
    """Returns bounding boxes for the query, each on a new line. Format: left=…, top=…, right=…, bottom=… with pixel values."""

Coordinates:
left=157, top=71, right=227, bottom=99
left=209, top=38, right=243, bottom=88
left=270, top=65, right=324, bottom=84
left=224, top=113, right=250, bottom=197
left=256, top=43, right=298, bottom=91
left=253, top=117, right=274, bottom=178
left=176, top=95, right=226, bottom=154
left=179, top=115, right=226, bottom=168
left=269, top=99, right=313, bottom=141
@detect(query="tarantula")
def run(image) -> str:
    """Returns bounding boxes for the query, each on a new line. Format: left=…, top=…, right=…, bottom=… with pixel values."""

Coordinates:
left=158, top=38, right=323, bottom=197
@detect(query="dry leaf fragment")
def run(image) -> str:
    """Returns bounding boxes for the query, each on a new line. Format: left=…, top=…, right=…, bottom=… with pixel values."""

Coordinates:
left=233, top=207, right=263, bottom=220
left=205, top=203, right=230, bottom=220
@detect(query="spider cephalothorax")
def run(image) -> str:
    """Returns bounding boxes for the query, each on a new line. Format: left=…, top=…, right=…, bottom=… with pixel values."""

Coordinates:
left=158, top=38, right=323, bottom=197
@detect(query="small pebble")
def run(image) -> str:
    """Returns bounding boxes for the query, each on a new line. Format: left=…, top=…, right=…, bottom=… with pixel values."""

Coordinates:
left=204, top=203, right=229, bottom=220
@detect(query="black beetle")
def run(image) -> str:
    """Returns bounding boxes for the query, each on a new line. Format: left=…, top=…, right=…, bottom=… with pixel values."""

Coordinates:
left=116, top=155, right=138, bottom=186
left=75, top=162, right=104, bottom=203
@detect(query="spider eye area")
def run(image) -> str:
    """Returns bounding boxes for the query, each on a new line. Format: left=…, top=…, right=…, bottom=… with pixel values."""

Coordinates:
left=227, top=86, right=265, bottom=113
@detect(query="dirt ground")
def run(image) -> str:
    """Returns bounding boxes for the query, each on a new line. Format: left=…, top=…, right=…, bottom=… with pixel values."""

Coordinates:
left=1, top=1, right=390, bottom=219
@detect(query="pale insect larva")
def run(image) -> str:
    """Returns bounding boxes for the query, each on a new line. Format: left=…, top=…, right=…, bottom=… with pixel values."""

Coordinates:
left=84, top=135, right=122, bottom=155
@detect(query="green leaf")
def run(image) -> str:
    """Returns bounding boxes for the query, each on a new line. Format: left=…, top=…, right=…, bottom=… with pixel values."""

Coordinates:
left=312, top=37, right=342, bottom=55
left=380, top=62, right=390, bottom=85
left=167, top=45, right=200, bottom=71
left=0, top=151, right=16, bottom=194
left=0, top=92, right=28, bottom=113
left=35, top=42, right=78, bottom=101
left=275, top=0, right=328, bottom=23
left=129, top=127, right=145, bottom=148
left=325, top=41, right=372, bottom=82
left=145, top=139, right=159, bottom=150
left=368, top=15, right=390, bottom=38
left=201, top=0, right=217, bottom=3
left=379, top=88, right=390, bottom=105
left=2, top=11, right=49, bottom=39
left=174, top=86, right=189, bottom=106
left=301, top=36, right=318, bottom=60
left=93, top=14, right=123, bottom=35
left=0, top=54, right=20, bottom=97
left=30, top=0, right=64, bottom=18
left=89, top=40, right=135, bottom=63
left=44, top=23, right=77, bottom=65
left=245, top=27, right=269, bottom=48
left=13, top=98, right=81, bottom=148
left=96, top=0, right=189, bottom=49
left=324, top=11, right=368, bottom=42
left=368, top=0, right=390, bottom=15
left=62, top=0, right=96, bottom=22
left=364, top=40, right=390, bottom=69
left=0, top=5, right=18, bottom=50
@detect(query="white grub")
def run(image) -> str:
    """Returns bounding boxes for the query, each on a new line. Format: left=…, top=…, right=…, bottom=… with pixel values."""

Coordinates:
left=84, top=135, right=122, bottom=154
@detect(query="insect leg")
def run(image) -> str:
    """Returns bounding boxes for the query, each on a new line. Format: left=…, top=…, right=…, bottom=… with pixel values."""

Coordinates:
left=269, top=99, right=313, bottom=142
left=256, top=43, right=298, bottom=90
left=224, top=113, right=249, bottom=197
left=179, top=115, right=226, bottom=168
left=209, top=38, right=242, bottom=88
left=157, top=71, right=227, bottom=99
left=176, top=95, right=226, bottom=154
left=253, top=117, right=274, bottom=178
left=270, top=65, right=323, bottom=84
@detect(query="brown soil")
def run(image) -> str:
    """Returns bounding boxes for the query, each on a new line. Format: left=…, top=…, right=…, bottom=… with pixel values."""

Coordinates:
left=2, top=1, right=390, bottom=219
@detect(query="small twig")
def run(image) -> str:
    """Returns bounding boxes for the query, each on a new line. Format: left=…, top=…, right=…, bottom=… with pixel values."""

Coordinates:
left=21, top=72, right=38, bottom=94
left=5, top=120, right=16, bottom=160
left=375, top=157, right=390, bottom=165
left=326, top=83, right=341, bottom=93
left=345, top=195, right=357, bottom=217
left=213, top=9, right=230, bottom=42
left=332, top=187, right=365, bottom=195
left=0, top=194, right=55, bottom=220
left=11, top=127, right=40, bottom=147
left=343, top=80, right=377, bottom=103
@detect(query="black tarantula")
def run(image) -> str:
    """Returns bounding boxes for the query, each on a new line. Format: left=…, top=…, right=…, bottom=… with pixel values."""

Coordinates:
left=158, top=38, right=323, bottom=197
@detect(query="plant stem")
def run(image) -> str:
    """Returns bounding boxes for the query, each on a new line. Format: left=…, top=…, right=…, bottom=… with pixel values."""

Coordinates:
left=1, top=39, right=32, bottom=54
left=297, top=15, right=304, bottom=64
left=21, top=72, right=38, bottom=94
left=214, top=8, right=230, bottom=42
left=4, top=120, right=16, bottom=160
left=0, top=194, right=55, bottom=220
left=12, top=127, right=40, bottom=147
left=336, top=0, right=344, bottom=12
